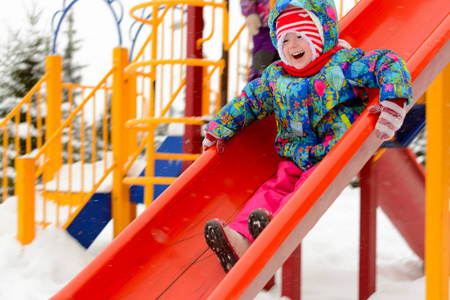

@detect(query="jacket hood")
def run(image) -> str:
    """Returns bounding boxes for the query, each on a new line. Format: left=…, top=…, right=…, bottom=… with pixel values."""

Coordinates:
left=269, top=0, right=339, bottom=53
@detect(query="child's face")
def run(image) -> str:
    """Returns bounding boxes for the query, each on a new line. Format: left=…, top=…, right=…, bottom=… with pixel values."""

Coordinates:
left=282, top=32, right=313, bottom=69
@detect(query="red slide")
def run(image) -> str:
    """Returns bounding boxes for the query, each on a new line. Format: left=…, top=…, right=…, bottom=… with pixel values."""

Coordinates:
left=52, top=0, right=450, bottom=298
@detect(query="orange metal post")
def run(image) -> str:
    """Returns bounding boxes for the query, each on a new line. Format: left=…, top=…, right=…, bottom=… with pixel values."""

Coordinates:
left=16, top=157, right=35, bottom=245
left=44, top=56, right=62, bottom=182
left=425, top=64, right=450, bottom=300
left=124, top=72, right=137, bottom=160
left=125, top=72, right=137, bottom=220
left=111, top=47, right=132, bottom=237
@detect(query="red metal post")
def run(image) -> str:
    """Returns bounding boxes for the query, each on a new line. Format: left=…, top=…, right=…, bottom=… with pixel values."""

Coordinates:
left=282, top=244, right=301, bottom=300
left=359, top=157, right=377, bottom=299
left=263, top=277, right=275, bottom=291
left=376, top=148, right=425, bottom=260
left=184, top=6, right=204, bottom=170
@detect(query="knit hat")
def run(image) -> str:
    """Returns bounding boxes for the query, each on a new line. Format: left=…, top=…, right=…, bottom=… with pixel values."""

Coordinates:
left=276, top=5, right=324, bottom=65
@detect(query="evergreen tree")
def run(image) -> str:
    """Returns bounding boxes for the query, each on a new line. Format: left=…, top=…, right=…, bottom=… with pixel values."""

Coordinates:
left=0, top=5, right=49, bottom=100
left=0, top=4, right=85, bottom=202
left=59, top=10, right=87, bottom=164
left=62, top=11, right=84, bottom=86
left=0, top=5, right=51, bottom=202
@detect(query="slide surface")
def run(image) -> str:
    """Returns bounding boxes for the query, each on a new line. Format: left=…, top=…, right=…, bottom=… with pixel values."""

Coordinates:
left=52, top=0, right=450, bottom=299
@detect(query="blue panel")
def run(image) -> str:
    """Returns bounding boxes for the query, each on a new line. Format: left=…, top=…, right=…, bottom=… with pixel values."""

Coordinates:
left=67, top=136, right=184, bottom=248
left=130, top=136, right=183, bottom=204
left=381, top=104, right=425, bottom=148
left=66, top=193, right=111, bottom=249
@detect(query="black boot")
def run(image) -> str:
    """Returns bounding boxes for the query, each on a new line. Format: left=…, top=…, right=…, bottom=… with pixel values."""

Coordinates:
left=204, top=219, right=240, bottom=273
left=247, top=208, right=274, bottom=240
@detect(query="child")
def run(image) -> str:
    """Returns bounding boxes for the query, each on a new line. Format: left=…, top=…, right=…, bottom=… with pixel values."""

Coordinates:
left=241, top=0, right=280, bottom=81
left=203, top=0, right=412, bottom=273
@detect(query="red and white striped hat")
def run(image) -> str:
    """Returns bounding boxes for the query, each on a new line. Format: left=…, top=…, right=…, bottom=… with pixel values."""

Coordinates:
left=276, top=5, right=324, bottom=62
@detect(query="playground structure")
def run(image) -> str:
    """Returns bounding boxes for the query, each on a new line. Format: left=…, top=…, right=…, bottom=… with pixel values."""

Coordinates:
left=1, top=0, right=449, bottom=299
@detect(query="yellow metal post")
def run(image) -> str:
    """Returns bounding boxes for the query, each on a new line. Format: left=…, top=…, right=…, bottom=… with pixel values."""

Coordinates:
left=124, top=72, right=137, bottom=160
left=111, top=47, right=132, bottom=237
left=44, top=56, right=62, bottom=182
left=425, top=63, right=450, bottom=300
left=16, top=157, right=35, bottom=245
left=144, top=125, right=155, bottom=207
left=125, top=69, right=137, bottom=220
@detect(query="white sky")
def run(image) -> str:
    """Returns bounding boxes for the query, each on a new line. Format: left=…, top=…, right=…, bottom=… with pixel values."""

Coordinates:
left=0, top=0, right=354, bottom=85
left=0, top=0, right=145, bottom=83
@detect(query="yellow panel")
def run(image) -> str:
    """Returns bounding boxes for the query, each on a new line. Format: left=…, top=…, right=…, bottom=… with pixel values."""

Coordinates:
left=425, top=63, right=450, bottom=300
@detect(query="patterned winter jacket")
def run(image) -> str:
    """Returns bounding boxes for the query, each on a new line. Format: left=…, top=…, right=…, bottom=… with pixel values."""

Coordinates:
left=206, top=0, right=413, bottom=171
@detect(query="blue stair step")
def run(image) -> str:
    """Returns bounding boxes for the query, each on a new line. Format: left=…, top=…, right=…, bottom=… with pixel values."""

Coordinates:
left=66, top=136, right=183, bottom=248
left=130, top=136, right=183, bottom=204
left=66, top=192, right=111, bottom=249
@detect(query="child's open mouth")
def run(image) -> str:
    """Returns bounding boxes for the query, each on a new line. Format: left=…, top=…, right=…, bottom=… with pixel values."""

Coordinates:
left=292, top=51, right=305, bottom=60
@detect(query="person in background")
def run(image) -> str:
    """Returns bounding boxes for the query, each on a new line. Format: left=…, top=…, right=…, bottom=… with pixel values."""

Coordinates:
left=203, top=0, right=412, bottom=273
left=241, top=0, right=280, bottom=82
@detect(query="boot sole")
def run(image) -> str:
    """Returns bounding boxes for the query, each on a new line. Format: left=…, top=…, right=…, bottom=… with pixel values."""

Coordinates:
left=248, top=210, right=272, bottom=241
left=204, top=220, right=238, bottom=273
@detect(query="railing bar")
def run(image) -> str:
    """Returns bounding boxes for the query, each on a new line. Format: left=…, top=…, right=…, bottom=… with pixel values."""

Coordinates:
left=68, top=88, right=74, bottom=213
left=153, top=153, right=201, bottom=160
left=123, top=176, right=177, bottom=185
left=103, top=82, right=109, bottom=174
left=33, top=67, right=115, bottom=160
left=2, top=128, right=8, bottom=201
left=123, top=134, right=151, bottom=175
left=55, top=164, right=61, bottom=227
left=14, top=113, right=20, bottom=159
left=226, top=24, right=246, bottom=51
left=92, top=93, right=97, bottom=183
left=37, top=86, right=43, bottom=164
left=62, top=162, right=116, bottom=229
left=62, top=82, right=113, bottom=90
left=159, top=78, right=186, bottom=117
left=26, top=98, right=32, bottom=154
left=126, top=116, right=207, bottom=127
left=0, top=74, right=49, bottom=128
left=170, top=6, right=175, bottom=97
left=80, top=94, right=85, bottom=194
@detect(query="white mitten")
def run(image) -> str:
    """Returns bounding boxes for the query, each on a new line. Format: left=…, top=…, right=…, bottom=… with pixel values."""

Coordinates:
left=368, top=98, right=406, bottom=141
left=202, top=132, right=225, bottom=153
left=246, top=13, right=262, bottom=36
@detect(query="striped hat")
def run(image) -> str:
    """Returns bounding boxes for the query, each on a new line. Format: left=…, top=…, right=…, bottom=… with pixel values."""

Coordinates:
left=276, top=6, right=324, bottom=63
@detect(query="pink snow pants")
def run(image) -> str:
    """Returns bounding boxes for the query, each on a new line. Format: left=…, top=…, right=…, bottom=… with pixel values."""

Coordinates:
left=228, top=160, right=317, bottom=242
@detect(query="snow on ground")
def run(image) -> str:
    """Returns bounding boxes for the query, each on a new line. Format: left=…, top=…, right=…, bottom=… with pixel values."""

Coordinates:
left=0, top=186, right=428, bottom=299
left=0, top=1, right=437, bottom=299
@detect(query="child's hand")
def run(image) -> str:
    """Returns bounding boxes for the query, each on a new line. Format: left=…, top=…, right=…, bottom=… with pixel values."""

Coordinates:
left=246, top=13, right=262, bottom=36
left=368, top=98, right=406, bottom=141
left=203, top=132, right=225, bottom=154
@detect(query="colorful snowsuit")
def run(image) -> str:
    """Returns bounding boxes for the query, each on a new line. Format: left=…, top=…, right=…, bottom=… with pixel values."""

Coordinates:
left=207, top=0, right=412, bottom=172
left=240, top=0, right=279, bottom=81
left=206, top=0, right=413, bottom=241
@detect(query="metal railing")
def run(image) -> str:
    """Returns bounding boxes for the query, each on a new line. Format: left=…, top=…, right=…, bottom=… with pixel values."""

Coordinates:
left=13, top=0, right=362, bottom=244
left=0, top=75, right=48, bottom=202
left=122, top=0, right=245, bottom=207
left=16, top=56, right=115, bottom=243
